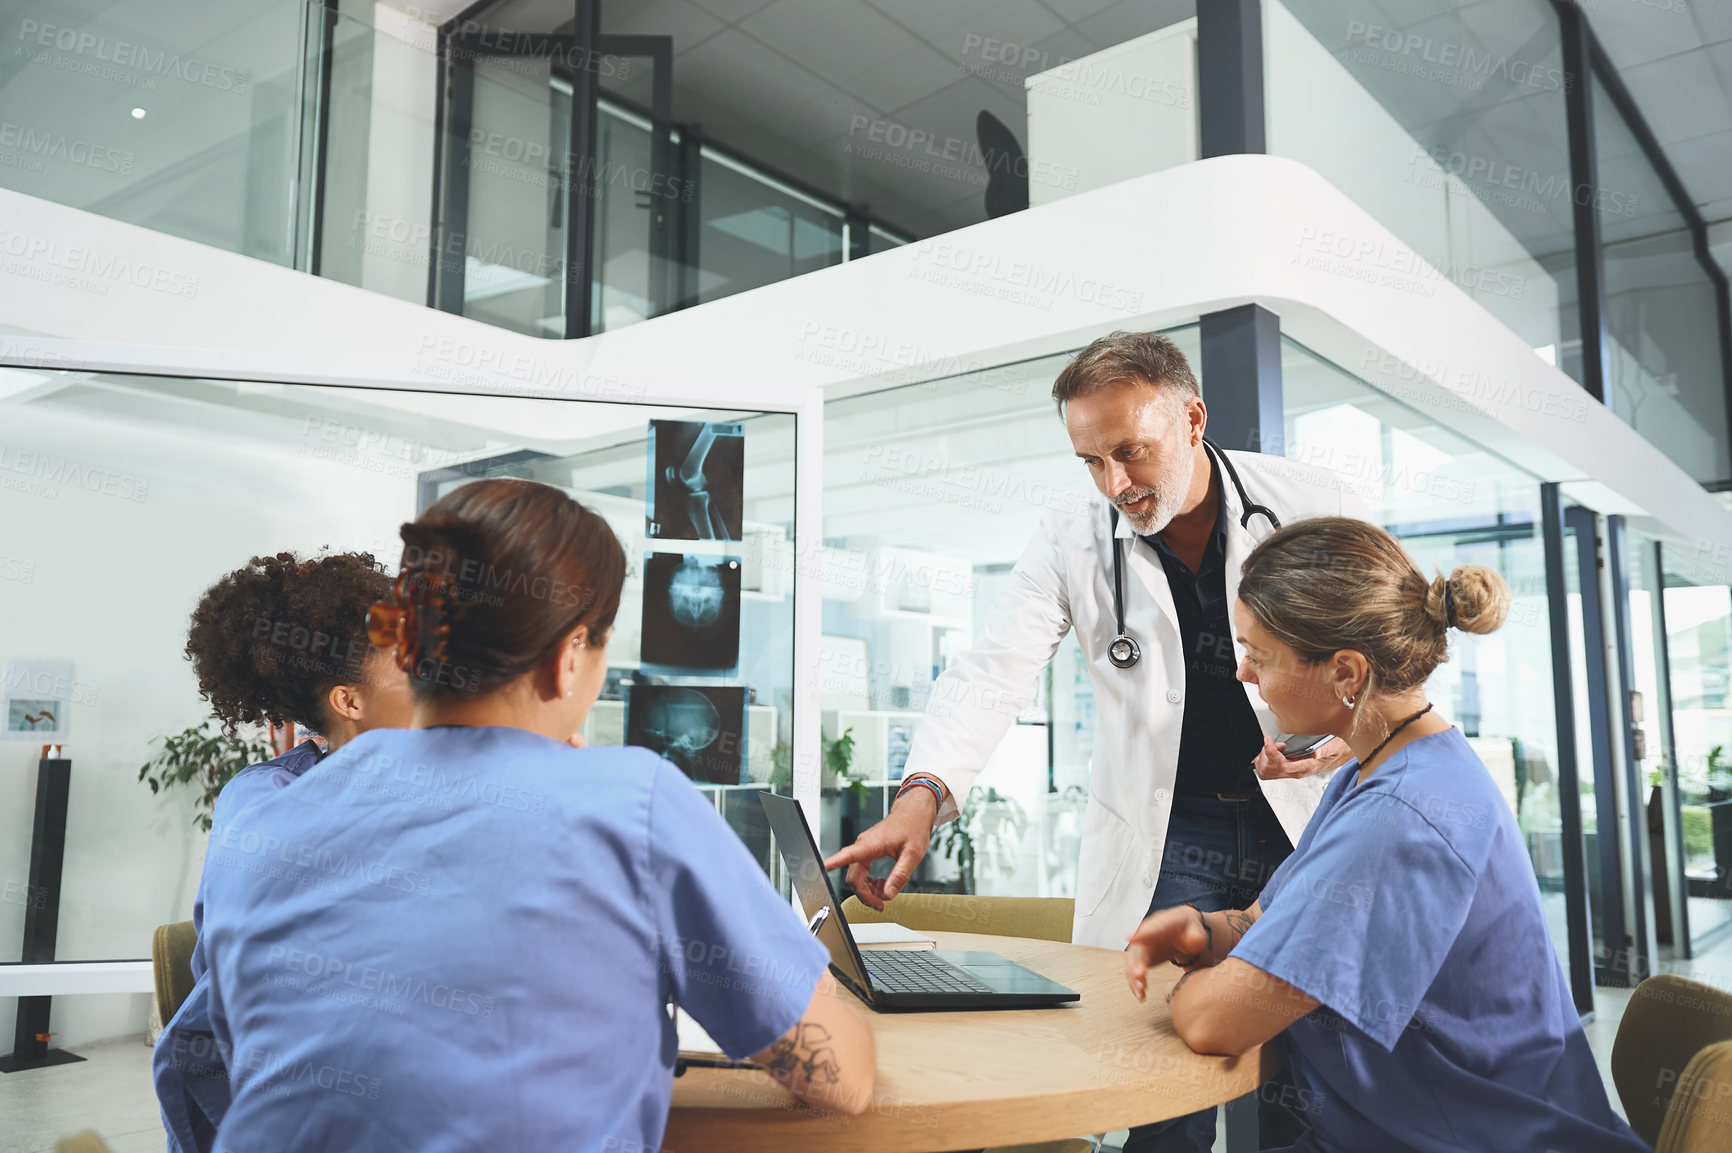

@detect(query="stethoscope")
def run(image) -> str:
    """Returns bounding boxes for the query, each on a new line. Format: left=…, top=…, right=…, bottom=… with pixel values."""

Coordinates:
left=1107, top=437, right=1282, bottom=670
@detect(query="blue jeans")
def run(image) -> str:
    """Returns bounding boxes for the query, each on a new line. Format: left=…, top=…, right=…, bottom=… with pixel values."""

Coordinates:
left=1122, top=792, right=1309, bottom=1153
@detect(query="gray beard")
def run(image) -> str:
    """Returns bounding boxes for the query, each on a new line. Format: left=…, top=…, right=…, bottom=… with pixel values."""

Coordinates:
left=1116, top=461, right=1194, bottom=534
left=1115, top=489, right=1173, bottom=535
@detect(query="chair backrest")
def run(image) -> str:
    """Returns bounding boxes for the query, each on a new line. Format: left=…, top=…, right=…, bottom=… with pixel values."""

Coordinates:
left=1656, top=1039, right=1732, bottom=1153
left=1612, top=973, right=1732, bottom=1146
left=840, top=893, right=1075, bottom=943
left=152, top=920, right=198, bottom=1025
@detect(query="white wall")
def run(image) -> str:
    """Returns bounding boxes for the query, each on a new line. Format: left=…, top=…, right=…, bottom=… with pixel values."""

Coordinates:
left=0, top=394, right=414, bottom=1047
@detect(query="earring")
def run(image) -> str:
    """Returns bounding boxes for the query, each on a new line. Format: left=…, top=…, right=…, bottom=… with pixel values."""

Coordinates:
left=1342, top=695, right=1356, bottom=709
left=564, top=688, right=573, bottom=698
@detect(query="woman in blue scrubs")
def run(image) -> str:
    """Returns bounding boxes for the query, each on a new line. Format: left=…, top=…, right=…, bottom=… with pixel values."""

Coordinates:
left=1125, top=516, right=1646, bottom=1153
left=198, top=479, right=875, bottom=1152
left=155, top=551, right=413, bottom=1153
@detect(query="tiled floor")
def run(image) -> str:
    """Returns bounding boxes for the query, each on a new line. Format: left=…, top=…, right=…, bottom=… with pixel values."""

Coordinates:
left=0, top=1035, right=166, bottom=1153
left=6, top=930, right=1732, bottom=1153
left=1581, top=922, right=1732, bottom=1123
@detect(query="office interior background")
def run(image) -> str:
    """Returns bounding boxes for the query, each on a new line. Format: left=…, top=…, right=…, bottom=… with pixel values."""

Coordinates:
left=4, top=0, right=1732, bottom=1141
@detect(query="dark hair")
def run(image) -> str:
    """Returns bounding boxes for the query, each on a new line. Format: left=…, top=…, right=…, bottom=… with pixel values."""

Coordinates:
left=1051, top=330, right=1200, bottom=413
left=1238, top=517, right=1510, bottom=698
left=371, top=479, right=626, bottom=699
left=186, top=552, right=392, bottom=735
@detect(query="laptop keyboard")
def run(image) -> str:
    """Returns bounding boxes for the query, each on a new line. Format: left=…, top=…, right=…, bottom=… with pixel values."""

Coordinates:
left=862, top=949, right=997, bottom=996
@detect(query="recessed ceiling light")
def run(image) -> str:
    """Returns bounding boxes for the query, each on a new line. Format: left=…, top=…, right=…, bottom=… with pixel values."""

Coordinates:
left=130, top=107, right=146, bottom=119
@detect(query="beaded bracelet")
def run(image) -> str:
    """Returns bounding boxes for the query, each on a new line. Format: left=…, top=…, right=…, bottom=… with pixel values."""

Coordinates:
left=895, top=776, right=945, bottom=806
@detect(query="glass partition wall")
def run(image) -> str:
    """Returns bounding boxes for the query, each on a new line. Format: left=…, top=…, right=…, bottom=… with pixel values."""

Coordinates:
left=1266, top=0, right=1579, bottom=377
left=815, top=328, right=1575, bottom=986
left=1591, top=82, right=1731, bottom=488
left=1659, top=545, right=1732, bottom=950
left=0, top=350, right=816, bottom=1050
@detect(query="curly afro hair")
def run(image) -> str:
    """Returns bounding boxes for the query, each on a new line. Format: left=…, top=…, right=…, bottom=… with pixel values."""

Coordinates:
left=185, top=551, right=392, bottom=735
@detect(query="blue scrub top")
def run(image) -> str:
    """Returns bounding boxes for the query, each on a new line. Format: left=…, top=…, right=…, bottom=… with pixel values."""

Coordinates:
left=1231, top=727, right=1646, bottom=1153
left=153, top=740, right=325, bottom=1153
left=199, top=726, right=828, bottom=1153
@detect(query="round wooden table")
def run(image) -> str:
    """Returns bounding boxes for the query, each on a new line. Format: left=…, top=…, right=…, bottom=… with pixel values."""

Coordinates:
left=665, top=929, right=1276, bottom=1152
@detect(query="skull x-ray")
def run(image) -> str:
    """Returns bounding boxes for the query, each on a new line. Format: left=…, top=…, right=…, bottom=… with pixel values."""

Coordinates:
left=640, top=553, right=741, bottom=674
left=625, top=684, right=746, bottom=784
left=646, top=420, right=745, bottom=542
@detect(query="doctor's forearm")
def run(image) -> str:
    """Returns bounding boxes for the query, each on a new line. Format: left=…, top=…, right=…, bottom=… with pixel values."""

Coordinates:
left=887, top=780, right=942, bottom=834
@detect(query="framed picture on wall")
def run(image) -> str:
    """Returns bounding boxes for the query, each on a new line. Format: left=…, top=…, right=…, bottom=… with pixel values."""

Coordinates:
left=646, top=420, right=745, bottom=541
left=2, top=661, right=72, bottom=741
left=624, top=683, right=746, bottom=785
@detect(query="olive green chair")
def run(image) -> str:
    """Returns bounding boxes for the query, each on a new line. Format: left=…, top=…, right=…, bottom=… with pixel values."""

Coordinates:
left=152, top=919, right=198, bottom=1026
left=840, top=893, right=1075, bottom=943
left=1612, top=973, right=1732, bottom=1150
left=1655, top=1039, right=1732, bottom=1153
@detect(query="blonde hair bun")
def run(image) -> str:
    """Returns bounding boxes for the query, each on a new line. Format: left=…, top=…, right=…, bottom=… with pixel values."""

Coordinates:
left=1425, top=565, right=1510, bottom=635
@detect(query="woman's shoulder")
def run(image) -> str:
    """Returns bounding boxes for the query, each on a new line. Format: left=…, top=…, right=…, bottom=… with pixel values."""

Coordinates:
left=212, top=740, right=322, bottom=820
left=1351, top=729, right=1505, bottom=854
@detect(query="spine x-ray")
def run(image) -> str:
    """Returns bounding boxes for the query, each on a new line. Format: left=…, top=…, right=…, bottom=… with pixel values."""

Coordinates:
left=646, top=420, right=745, bottom=542
left=625, top=684, right=746, bottom=785
left=640, top=553, right=741, bottom=676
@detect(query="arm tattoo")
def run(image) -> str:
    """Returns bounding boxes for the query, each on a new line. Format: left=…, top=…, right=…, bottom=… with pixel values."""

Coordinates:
left=1166, top=968, right=1198, bottom=1005
left=761, top=1023, right=842, bottom=1089
left=1224, top=910, right=1256, bottom=943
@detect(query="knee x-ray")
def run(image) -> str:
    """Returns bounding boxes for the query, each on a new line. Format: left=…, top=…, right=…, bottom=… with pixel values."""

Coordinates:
left=625, top=684, right=746, bottom=784
left=640, top=553, right=741, bottom=675
left=646, top=420, right=745, bottom=542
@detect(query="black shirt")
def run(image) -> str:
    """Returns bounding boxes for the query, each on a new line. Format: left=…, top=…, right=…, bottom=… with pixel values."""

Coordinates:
left=1141, top=463, right=1266, bottom=796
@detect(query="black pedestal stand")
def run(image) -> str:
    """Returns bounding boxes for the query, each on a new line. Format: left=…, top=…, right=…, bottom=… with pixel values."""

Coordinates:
left=1, top=756, right=85, bottom=1072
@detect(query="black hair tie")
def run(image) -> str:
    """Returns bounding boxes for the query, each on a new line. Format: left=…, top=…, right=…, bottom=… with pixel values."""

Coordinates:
left=1443, top=580, right=1458, bottom=629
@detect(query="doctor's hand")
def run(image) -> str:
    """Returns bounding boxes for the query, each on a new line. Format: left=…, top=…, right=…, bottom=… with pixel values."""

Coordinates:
left=1253, top=735, right=1352, bottom=781
left=822, top=789, right=938, bottom=911
left=1125, top=906, right=1212, bottom=1003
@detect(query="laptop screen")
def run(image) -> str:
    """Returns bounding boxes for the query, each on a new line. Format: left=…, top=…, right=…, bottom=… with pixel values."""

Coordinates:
left=757, top=792, right=875, bottom=999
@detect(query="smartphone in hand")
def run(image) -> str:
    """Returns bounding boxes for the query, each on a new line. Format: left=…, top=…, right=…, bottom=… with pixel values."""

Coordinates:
left=1280, top=733, right=1330, bottom=760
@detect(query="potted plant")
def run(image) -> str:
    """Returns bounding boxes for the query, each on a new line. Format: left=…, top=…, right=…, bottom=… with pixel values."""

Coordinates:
left=927, top=786, right=1029, bottom=895
left=138, top=719, right=272, bottom=832
left=1708, top=744, right=1731, bottom=803
left=767, top=741, right=792, bottom=791
left=823, top=727, right=865, bottom=803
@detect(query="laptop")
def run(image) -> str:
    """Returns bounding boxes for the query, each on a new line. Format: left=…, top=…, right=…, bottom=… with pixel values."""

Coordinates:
left=759, top=792, right=1079, bottom=1012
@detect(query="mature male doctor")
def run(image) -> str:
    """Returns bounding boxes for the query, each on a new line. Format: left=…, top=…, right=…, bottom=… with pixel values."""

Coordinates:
left=826, top=331, right=1372, bottom=1153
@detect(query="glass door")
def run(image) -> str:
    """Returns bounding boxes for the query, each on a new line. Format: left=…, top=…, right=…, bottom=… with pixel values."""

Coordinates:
left=1658, top=545, right=1732, bottom=949
left=1627, top=535, right=1689, bottom=959
left=1554, top=504, right=1653, bottom=988
left=436, top=39, right=575, bottom=336
left=434, top=7, right=673, bottom=338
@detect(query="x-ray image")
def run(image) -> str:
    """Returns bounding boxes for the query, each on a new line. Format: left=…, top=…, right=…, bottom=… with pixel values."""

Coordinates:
left=625, top=684, right=746, bottom=784
left=640, top=553, right=741, bottom=675
left=646, top=420, right=745, bottom=541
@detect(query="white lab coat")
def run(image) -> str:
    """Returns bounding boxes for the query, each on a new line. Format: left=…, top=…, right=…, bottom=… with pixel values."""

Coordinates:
left=909, top=449, right=1374, bottom=948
